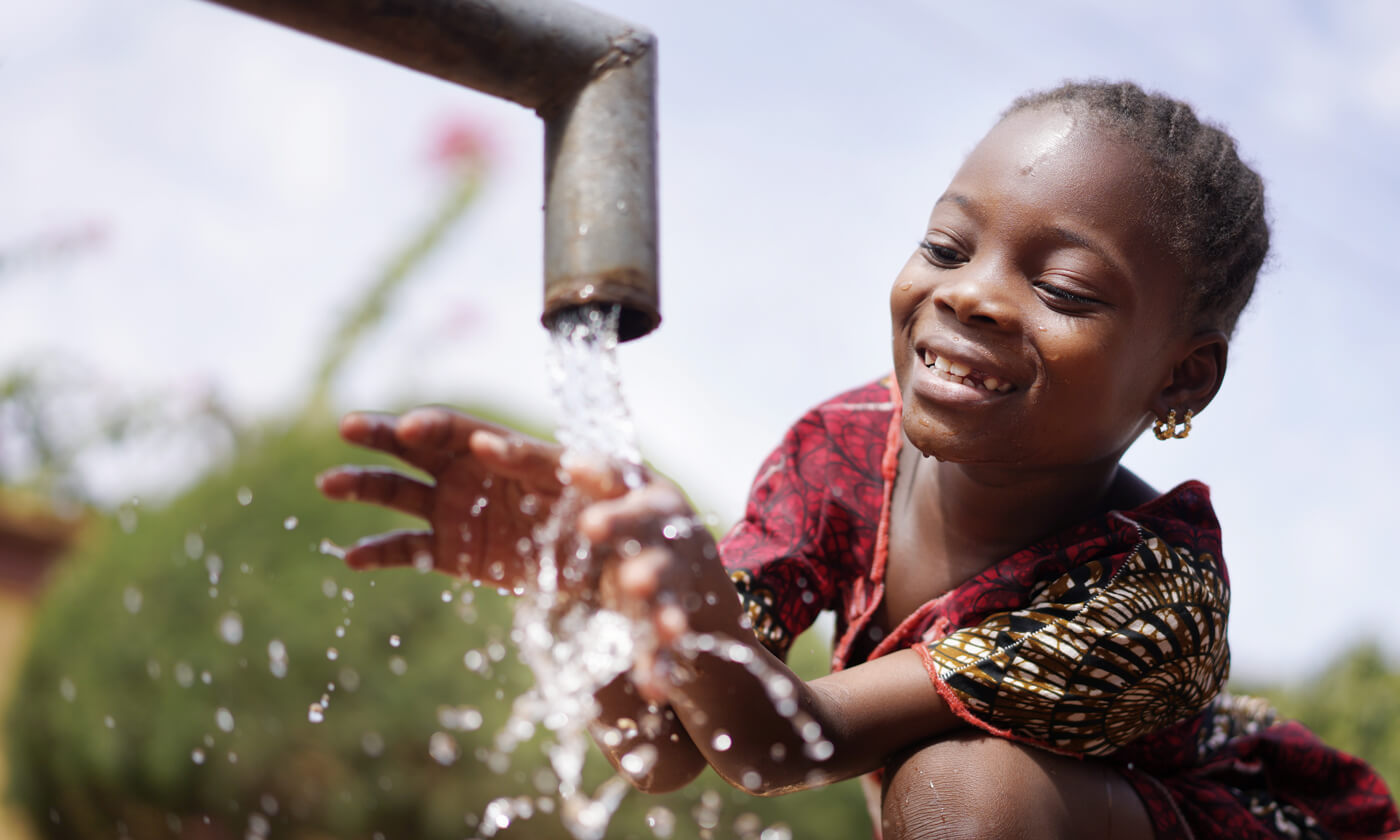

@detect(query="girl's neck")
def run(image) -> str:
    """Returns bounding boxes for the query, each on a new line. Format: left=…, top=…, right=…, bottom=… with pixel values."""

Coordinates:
left=897, top=439, right=1152, bottom=569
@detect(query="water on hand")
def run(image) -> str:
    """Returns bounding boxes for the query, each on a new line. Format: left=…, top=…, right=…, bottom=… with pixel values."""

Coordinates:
left=480, top=304, right=826, bottom=838
left=480, top=304, right=648, bottom=840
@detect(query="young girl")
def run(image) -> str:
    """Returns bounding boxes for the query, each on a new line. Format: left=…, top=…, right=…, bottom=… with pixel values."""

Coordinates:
left=318, top=81, right=1400, bottom=839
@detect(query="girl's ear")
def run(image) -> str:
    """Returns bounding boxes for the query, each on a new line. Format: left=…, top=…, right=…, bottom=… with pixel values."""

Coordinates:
left=1151, top=331, right=1229, bottom=418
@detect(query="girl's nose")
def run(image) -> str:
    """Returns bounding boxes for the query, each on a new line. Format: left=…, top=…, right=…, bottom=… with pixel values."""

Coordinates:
left=931, top=261, right=1021, bottom=330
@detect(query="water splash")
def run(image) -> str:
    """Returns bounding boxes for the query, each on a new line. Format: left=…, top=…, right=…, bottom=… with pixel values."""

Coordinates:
left=481, top=305, right=648, bottom=840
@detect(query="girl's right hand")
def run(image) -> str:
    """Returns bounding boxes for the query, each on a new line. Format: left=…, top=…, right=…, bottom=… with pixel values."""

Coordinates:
left=316, top=408, right=572, bottom=589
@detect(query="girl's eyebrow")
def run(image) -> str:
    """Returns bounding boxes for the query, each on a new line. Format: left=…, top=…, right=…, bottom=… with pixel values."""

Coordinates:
left=933, top=191, right=973, bottom=211
left=1045, top=225, right=1128, bottom=280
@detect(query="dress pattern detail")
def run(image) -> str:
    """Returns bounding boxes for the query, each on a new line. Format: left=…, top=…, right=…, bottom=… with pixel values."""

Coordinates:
left=923, top=529, right=1232, bottom=756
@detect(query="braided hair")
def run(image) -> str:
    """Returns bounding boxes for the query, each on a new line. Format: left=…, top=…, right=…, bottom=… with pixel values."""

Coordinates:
left=1007, top=81, right=1269, bottom=335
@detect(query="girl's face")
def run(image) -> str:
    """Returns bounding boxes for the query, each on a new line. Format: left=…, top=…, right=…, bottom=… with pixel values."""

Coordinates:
left=891, top=106, right=1194, bottom=469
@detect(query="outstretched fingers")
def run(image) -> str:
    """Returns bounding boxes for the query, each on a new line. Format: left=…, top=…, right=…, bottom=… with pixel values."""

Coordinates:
left=342, top=530, right=438, bottom=572
left=338, top=411, right=435, bottom=470
left=468, top=427, right=568, bottom=485
left=317, top=467, right=434, bottom=519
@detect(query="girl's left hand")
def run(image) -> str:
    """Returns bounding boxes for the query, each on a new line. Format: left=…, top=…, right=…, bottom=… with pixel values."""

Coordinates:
left=570, top=467, right=728, bottom=701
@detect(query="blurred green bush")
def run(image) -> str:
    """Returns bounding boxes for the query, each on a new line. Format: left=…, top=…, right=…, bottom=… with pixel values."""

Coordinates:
left=8, top=418, right=869, bottom=840
left=1243, top=643, right=1400, bottom=794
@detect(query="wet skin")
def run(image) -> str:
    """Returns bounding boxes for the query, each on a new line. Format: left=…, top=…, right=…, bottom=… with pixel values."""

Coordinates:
left=319, top=106, right=1227, bottom=839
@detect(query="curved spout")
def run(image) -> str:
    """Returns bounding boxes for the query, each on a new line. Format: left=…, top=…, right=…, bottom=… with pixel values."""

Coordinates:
left=203, top=0, right=661, bottom=341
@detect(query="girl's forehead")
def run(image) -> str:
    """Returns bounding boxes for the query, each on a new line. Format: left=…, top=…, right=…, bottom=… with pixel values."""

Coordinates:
left=942, top=107, right=1160, bottom=229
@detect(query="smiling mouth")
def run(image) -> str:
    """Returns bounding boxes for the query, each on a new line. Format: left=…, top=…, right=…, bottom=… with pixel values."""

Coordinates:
left=919, top=348, right=1016, bottom=393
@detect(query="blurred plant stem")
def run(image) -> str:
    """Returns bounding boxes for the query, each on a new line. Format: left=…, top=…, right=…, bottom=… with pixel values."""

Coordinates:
left=303, top=164, right=486, bottom=421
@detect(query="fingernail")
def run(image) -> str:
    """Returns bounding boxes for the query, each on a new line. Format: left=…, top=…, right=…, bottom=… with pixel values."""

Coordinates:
left=474, top=430, right=507, bottom=457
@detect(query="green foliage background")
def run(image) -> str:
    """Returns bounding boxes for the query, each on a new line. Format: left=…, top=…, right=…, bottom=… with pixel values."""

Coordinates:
left=9, top=418, right=870, bottom=840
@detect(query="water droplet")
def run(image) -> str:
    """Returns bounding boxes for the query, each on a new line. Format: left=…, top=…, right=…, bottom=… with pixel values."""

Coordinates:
left=577, top=223, right=590, bottom=236
left=428, top=731, right=460, bottom=765
left=218, top=611, right=243, bottom=645
left=117, top=502, right=139, bottom=534
left=58, top=678, right=76, bottom=702
left=463, top=650, right=485, bottom=672
left=206, top=554, right=223, bottom=585
left=103, top=715, right=115, bottom=729
left=326, top=647, right=339, bottom=661
left=191, top=748, right=206, bottom=765
left=185, top=532, right=204, bottom=560
left=519, top=493, right=539, bottom=515
left=711, top=730, right=732, bottom=751
left=760, top=825, right=793, bottom=840
left=361, top=731, right=384, bottom=757
left=334, top=626, right=345, bottom=638
left=413, top=551, right=434, bottom=573
left=174, top=662, right=194, bottom=688
left=214, top=707, right=235, bottom=733
left=307, top=703, right=324, bottom=724
left=645, top=806, right=675, bottom=838
left=620, top=744, right=657, bottom=777
left=319, top=539, right=346, bottom=559
left=321, top=578, right=338, bottom=598
left=769, top=742, right=786, bottom=761
left=338, top=667, right=360, bottom=692
left=389, top=634, right=401, bottom=648
left=200, top=670, right=212, bottom=685
left=437, top=705, right=483, bottom=732
left=267, top=639, right=288, bottom=679
left=122, top=586, right=143, bottom=614
left=388, top=656, right=407, bottom=675
left=236, top=486, right=253, bottom=506
left=283, top=516, right=298, bottom=530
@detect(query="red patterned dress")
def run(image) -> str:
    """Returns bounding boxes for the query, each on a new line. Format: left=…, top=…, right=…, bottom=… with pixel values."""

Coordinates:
left=721, top=377, right=1399, bottom=839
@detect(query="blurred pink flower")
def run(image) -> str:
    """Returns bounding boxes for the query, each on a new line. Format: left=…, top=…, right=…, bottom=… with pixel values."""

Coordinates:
left=428, top=116, right=495, bottom=172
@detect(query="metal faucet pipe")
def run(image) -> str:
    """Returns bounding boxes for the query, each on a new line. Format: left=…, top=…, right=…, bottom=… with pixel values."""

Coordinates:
left=204, top=0, right=661, bottom=341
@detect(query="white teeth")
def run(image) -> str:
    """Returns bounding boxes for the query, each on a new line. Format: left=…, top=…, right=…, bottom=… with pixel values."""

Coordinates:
left=922, top=350, right=1016, bottom=393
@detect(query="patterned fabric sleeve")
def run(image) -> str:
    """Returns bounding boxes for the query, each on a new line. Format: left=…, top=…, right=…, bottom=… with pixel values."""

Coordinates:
left=720, top=408, right=845, bottom=660
left=918, top=526, right=1231, bottom=757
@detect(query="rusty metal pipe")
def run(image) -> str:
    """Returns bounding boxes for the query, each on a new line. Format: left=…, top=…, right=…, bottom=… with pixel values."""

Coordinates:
left=204, top=0, right=660, bottom=341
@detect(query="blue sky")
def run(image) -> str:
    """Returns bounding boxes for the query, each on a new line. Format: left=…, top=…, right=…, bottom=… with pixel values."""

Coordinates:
left=4, top=0, right=1399, bottom=680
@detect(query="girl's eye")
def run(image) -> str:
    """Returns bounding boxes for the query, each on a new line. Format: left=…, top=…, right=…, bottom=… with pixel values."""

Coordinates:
left=1033, top=281, right=1100, bottom=307
left=919, top=241, right=964, bottom=266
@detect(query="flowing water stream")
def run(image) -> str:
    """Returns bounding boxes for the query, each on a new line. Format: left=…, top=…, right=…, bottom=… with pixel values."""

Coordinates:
left=476, top=304, right=647, bottom=839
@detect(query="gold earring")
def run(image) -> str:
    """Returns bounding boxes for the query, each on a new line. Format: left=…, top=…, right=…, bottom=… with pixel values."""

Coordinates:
left=1153, top=409, right=1193, bottom=440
